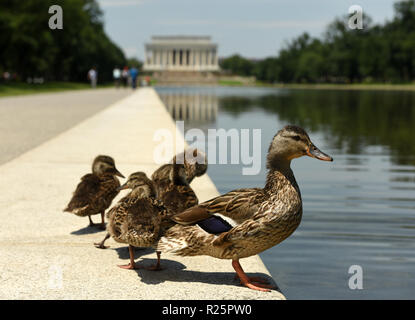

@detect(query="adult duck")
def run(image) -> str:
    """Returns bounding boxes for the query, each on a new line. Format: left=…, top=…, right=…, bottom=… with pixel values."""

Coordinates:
left=156, top=125, right=333, bottom=292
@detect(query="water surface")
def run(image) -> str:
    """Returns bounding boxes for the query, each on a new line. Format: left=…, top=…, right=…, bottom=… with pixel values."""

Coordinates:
left=155, top=85, right=415, bottom=299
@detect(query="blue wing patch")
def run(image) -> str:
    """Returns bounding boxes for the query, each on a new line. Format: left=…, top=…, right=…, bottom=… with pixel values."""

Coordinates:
left=197, top=216, right=233, bottom=235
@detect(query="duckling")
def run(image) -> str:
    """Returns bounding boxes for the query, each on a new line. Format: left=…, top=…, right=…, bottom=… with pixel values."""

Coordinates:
left=152, top=149, right=207, bottom=213
left=97, top=172, right=171, bottom=270
left=64, top=155, right=124, bottom=229
left=156, top=125, right=333, bottom=292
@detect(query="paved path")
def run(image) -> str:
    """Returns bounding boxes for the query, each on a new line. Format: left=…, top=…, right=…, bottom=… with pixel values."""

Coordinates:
left=0, top=88, right=132, bottom=165
left=0, top=88, right=285, bottom=300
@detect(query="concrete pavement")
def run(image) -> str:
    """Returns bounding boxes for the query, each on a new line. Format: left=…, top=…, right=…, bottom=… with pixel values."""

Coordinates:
left=0, top=88, right=285, bottom=300
left=0, top=88, right=132, bottom=165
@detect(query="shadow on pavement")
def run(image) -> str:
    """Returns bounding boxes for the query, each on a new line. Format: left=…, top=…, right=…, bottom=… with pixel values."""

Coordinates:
left=70, top=224, right=106, bottom=235
left=134, top=258, right=280, bottom=292
left=113, top=246, right=154, bottom=260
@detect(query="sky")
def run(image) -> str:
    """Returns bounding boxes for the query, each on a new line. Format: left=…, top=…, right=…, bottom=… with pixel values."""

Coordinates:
left=96, top=0, right=400, bottom=60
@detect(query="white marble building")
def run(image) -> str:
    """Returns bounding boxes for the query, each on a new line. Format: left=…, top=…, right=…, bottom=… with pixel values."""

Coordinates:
left=143, top=36, right=219, bottom=72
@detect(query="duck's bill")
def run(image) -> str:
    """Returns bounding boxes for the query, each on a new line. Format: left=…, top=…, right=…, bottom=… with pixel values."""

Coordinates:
left=117, top=183, right=129, bottom=191
left=114, top=169, right=125, bottom=178
left=307, top=145, right=333, bottom=162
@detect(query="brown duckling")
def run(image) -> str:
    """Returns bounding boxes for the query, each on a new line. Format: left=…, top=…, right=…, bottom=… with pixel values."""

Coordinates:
left=156, top=125, right=333, bottom=292
left=152, top=149, right=207, bottom=213
left=98, top=172, right=171, bottom=270
left=64, top=155, right=124, bottom=229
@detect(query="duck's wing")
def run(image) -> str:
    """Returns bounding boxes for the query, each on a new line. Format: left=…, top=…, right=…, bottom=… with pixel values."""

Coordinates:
left=121, top=199, right=163, bottom=247
left=90, top=175, right=120, bottom=212
left=64, top=174, right=100, bottom=212
left=171, top=188, right=265, bottom=226
left=160, top=185, right=198, bottom=214
left=151, top=164, right=172, bottom=197
left=106, top=192, right=131, bottom=219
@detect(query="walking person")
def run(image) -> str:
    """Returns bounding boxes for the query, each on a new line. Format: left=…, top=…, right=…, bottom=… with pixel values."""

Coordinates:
left=122, top=66, right=129, bottom=88
left=87, top=67, right=98, bottom=88
left=113, top=67, right=121, bottom=88
left=129, top=67, right=139, bottom=90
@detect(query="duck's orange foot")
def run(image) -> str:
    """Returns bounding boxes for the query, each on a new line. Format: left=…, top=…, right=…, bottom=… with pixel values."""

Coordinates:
left=242, top=280, right=272, bottom=292
left=232, top=259, right=274, bottom=292
left=234, top=274, right=270, bottom=284
left=118, top=263, right=139, bottom=270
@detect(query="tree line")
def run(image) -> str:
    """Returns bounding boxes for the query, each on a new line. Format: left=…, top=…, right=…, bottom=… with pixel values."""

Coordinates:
left=220, top=0, right=415, bottom=84
left=0, top=0, right=126, bottom=83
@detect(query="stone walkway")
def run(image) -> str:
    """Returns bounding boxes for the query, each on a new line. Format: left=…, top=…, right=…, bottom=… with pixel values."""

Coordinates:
left=0, top=88, right=285, bottom=299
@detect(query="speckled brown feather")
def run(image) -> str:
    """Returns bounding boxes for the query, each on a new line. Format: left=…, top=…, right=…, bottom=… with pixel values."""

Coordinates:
left=64, top=173, right=120, bottom=217
left=172, top=188, right=266, bottom=225
left=107, top=175, right=173, bottom=246
left=157, top=169, right=302, bottom=260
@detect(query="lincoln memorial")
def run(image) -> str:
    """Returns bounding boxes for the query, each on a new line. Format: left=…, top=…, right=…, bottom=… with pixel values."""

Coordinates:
left=143, top=36, right=220, bottom=73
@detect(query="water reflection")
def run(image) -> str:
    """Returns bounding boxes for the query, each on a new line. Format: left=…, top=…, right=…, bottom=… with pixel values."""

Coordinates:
left=220, top=90, right=415, bottom=166
left=158, top=91, right=218, bottom=122
left=155, top=86, right=415, bottom=300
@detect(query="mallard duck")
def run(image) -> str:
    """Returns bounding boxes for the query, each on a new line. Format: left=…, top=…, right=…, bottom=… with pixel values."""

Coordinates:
left=156, top=125, right=333, bottom=292
left=97, top=172, right=171, bottom=270
left=64, top=155, right=124, bottom=229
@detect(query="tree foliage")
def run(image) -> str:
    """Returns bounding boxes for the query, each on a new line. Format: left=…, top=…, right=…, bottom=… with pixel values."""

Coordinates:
left=0, top=0, right=126, bottom=82
left=220, top=0, right=415, bottom=84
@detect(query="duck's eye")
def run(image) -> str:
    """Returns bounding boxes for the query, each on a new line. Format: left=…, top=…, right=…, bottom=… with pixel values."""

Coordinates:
left=292, top=135, right=301, bottom=141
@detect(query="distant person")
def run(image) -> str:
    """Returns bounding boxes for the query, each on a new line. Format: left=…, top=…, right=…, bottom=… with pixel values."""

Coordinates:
left=113, top=67, right=121, bottom=88
left=3, top=71, right=11, bottom=82
left=87, top=67, right=97, bottom=88
left=122, top=66, right=129, bottom=88
left=129, top=67, right=139, bottom=89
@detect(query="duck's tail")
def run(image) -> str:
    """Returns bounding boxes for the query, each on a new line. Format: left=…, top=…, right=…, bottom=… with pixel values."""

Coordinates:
left=155, top=224, right=215, bottom=256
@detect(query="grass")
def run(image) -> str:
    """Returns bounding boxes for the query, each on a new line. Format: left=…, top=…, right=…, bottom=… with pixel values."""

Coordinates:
left=0, top=81, right=113, bottom=97
left=218, top=79, right=244, bottom=86
left=3, top=80, right=415, bottom=97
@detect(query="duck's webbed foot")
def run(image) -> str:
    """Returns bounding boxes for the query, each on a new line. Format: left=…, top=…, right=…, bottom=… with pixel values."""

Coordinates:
left=118, top=263, right=139, bottom=270
left=94, top=233, right=110, bottom=249
left=232, top=260, right=274, bottom=292
left=234, top=274, right=271, bottom=285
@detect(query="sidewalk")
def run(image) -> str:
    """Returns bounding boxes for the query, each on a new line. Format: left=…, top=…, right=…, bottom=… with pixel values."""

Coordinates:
left=0, top=88, right=285, bottom=300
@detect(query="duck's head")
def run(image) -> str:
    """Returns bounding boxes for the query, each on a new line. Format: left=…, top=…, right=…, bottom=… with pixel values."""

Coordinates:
left=267, top=125, right=333, bottom=170
left=171, top=148, right=208, bottom=184
left=184, top=149, right=208, bottom=183
left=92, top=155, right=125, bottom=178
left=117, top=172, right=155, bottom=197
